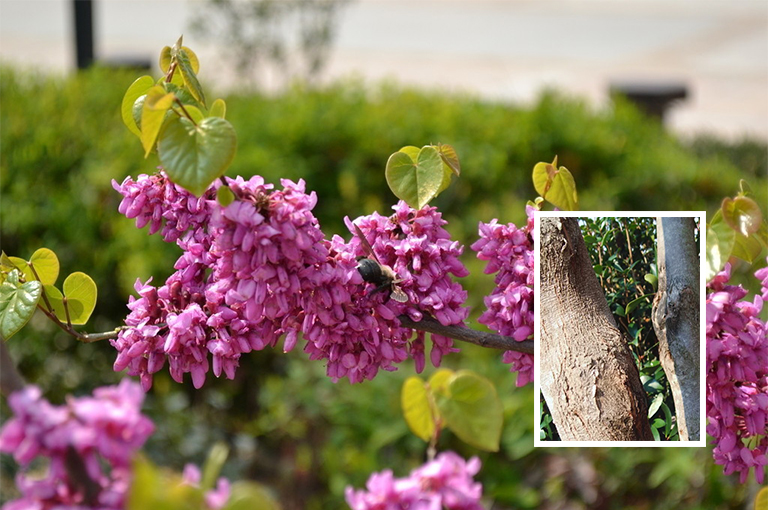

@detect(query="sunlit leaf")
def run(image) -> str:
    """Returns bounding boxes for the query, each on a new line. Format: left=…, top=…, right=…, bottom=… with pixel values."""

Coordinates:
left=29, top=248, right=59, bottom=286
left=209, top=98, right=227, bottom=119
left=706, top=214, right=735, bottom=282
left=755, top=485, right=768, bottom=510
left=0, top=270, right=42, bottom=340
left=42, top=284, right=65, bottom=319
left=385, top=146, right=444, bottom=209
left=177, top=48, right=205, bottom=106
left=402, top=376, right=436, bottom=442
left=158, top=116, right=237, bottom=196
left=141, top=85, right=176, bottom=157
left=722, top=196, right=762, bottom=236
left=435, top=370, right=502, bottom=452
left=121, top=76, right=154, bottom=138
left=532, top=156, right=579, bottom=211
left=62, top=272, right=97, bottom=325
left=7, top=256, right=33, bottom=282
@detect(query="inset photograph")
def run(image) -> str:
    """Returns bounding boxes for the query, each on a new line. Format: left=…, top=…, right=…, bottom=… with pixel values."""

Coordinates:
left=534, top=213, right=706, bottom=446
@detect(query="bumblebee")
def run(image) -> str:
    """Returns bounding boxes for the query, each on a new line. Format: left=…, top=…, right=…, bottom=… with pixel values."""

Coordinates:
left=353, top=224, right=408, bottom=303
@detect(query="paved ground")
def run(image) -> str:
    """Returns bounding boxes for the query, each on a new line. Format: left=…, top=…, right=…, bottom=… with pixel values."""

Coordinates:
left=1, top=0, right=766, bottom=140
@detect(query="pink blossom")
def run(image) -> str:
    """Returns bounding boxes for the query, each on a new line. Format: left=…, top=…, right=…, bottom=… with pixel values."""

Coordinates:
left=0, top=380, right=153, bottom=510
left=471, top=205, right=536, bottom=386
left=706, top=260, right=768, bottom=484
left=345, top=451, right=484, bottom=509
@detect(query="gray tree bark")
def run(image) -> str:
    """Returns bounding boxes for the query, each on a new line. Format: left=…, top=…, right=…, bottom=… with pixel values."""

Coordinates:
left=651, top=217, right=700, bottom=441
left=539, top=217, right=653, bottom=441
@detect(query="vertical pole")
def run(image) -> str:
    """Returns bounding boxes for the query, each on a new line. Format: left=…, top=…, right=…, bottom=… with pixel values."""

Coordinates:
left=73, top=0, right=94, bottom=69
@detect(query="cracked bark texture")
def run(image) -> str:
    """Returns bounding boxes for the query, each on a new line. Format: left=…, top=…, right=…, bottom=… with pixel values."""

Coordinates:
left=540, top=217, right=653, bottom=441
left=651, top=217, right=700, bottom=441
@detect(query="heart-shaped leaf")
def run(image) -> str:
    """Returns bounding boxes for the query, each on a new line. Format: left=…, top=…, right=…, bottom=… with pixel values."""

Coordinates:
left=721, top=196, right=762, bottom=236
left=62, top=272, right=97, bottom=325
left=141, top=85, right=176, bottom=157
left=402, top=376, right=436, bottom=442
left=0, top=270, right=42, bottom=340
left=385, top=146, right=444, bottom=209
left=29, top=248, right=59, bottom=286
left=435, top=370, right=502, bottom=452
left=121, top=76, right=154, bottom=138
left=532, top=157, right=579, bottom=211
left=706, top=214, right=736, bottom=282
left=435, top=143, right=460, bottom=194
left=158, top=116, right=237, bottom=196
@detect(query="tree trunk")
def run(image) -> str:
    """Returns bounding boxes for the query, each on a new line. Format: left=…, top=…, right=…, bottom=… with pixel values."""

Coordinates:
left=539, top=217, right=653, bottom=441
left=651, top=217, right=700, bottom=441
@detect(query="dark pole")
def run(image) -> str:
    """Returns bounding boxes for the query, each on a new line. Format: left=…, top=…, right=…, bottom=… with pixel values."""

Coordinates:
left=73, top=0, right=94, bottom=69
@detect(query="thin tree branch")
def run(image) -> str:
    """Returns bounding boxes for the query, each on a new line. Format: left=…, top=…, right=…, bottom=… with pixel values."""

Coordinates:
left=398, top=315, right=534, bottom=355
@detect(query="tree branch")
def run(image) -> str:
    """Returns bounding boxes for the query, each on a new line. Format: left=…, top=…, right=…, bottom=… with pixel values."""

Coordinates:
left=398, top=315, right=533, bottom=355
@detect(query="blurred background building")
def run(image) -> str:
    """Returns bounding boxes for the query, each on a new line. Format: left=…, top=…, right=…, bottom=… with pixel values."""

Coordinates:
left=1, top=0, right=766, bottom=140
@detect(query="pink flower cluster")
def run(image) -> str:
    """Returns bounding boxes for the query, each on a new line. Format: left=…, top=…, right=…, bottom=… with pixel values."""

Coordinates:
left=345, top=451, right=484, bottom=510
left=114, top=172, right=471, bottom=386
left=302, top=201, right=469, bottom=382
left=112, top=173, right=328, bottom=389
left=706, top=260, right=768, bottom=484
left=471, top=205, right=535, bottom=386
left=0, top=379, right=154, bottom=510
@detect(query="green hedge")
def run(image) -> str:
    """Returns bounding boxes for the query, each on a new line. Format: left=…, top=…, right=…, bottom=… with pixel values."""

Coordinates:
left=1, top=66, right=764, bottom=508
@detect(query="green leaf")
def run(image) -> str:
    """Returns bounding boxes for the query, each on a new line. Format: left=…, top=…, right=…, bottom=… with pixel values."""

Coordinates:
left=532, top=156, right=579, bottom=211
left=141, top=85, right=176, bottom=157
left=435, top=143, right=460, bottom=194
left=427, top=368, right=454, bottom=392
left=29, top=248, right=59, bottom=285
left=62, top=272, right=97, bottom=325
left=177, top=47, right=206, bottom=107
left=385, top=146, right=444, bottom=209
left=224, top=481, right=282, bottom=510
left=7, top=256, right=34, bottom=282
left=706, top=214, right=736, bottom=282
left=217, top=185, right=235, bottom=207
left=183, top=104, right=205, bottom=125
left=200, top=442, right=229, bottom=492
left=42, top=284, right=66, bottom=319
left=401, top=376, right=436, bottom=442
left=209, top=98, right=227, bottom=119
left=614, top=304, right=625, bottom=316
left=647, top=392, right=663, bottom=419
left=722, top=196, right=762, bottom=236
left=625, top=294, right=652, bottom=315
left=122, top=76, right=154, bottom=138
left=644, top=273, right=658, bottom=291
left=731, top=230, right=765, bottom=264
left=755, top=485, right=768, bottom=510
left=127, top=456, right=203, bottom=510
left=435, top=370, right=502, bottom=452
left=158, top=116, right=237, bottom=196
left=0, top=270, right=42, bottom=340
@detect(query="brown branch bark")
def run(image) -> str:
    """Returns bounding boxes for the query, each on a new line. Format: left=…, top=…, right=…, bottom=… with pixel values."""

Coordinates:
left=398, top=315, right=533, bottom=355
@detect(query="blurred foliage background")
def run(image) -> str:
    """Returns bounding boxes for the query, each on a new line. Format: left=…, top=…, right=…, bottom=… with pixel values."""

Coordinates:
left=1, top=65, right=766, bottom=509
